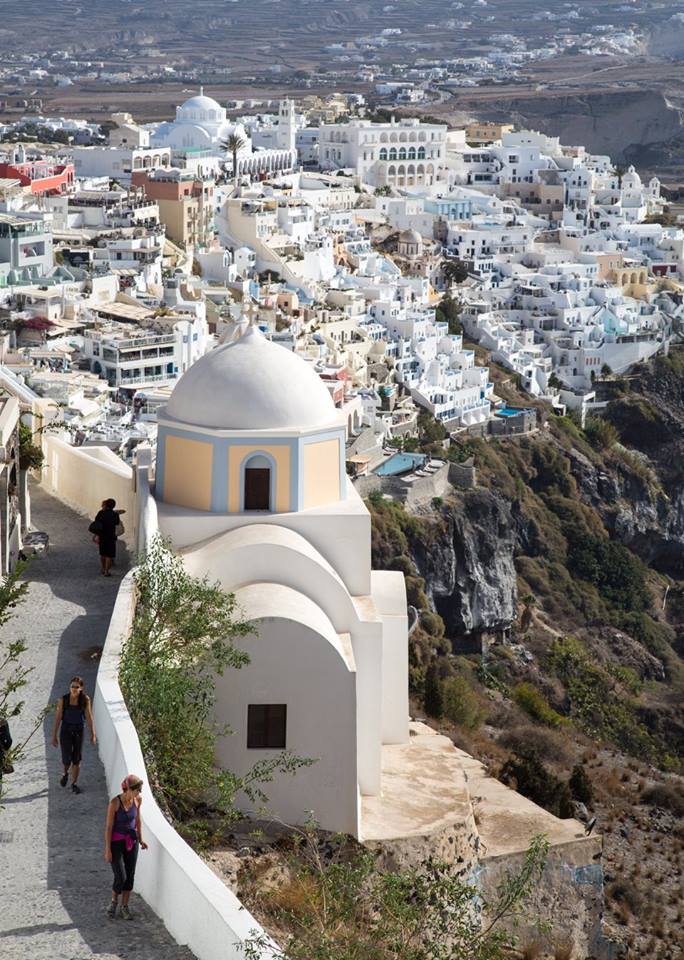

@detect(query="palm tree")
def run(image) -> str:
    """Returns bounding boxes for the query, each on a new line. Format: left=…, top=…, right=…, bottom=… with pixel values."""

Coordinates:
left=221, top=133, right=246, bottom=186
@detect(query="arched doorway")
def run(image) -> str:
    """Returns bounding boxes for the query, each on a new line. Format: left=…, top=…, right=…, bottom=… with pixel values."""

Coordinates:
left=243, top=454, right=272, bottom=510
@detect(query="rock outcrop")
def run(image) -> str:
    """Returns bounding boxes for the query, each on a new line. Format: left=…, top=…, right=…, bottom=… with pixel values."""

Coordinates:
left=412, top=489, right=518, bottom=643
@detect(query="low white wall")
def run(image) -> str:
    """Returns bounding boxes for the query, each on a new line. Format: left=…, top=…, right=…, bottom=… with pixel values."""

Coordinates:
left=41, top=435, right=136, bottom=544
left=93, top=573, right=273, bottom=960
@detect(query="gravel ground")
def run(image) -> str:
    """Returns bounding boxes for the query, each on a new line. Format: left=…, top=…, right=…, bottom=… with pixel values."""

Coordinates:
left=0, top=485, right=194, bottom=959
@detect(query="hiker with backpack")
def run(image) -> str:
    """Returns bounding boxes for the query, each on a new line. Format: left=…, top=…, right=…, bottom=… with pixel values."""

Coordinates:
left=88, top=499, right=125, bottom=577
left=51, top=676, right=96, bottom=794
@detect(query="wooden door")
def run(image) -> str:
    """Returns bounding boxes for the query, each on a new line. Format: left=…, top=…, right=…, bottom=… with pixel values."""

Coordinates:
left=244, top=467, right=270, bottom=510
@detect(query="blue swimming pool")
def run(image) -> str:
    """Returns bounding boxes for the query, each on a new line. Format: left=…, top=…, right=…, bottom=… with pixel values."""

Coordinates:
left=496, top=407, right=523, bottom=417
left=375, top=452, right=427, bottom=477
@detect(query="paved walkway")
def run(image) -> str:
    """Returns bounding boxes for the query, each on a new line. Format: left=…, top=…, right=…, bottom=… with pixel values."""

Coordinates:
left=0, top=485, right=194, bottom=959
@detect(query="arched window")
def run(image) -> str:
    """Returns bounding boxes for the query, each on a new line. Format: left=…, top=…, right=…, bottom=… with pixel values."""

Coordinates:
left=243, top=453, right=272, bottom=511
left=379, top=148, right=387, bottom=161
left=398, top=147, right=407, bottom=161
left=408, top=146, right=416, bottom=160
left=417, top=146, right=426, bottom=160
left=389, top=148, right=397, bottom=161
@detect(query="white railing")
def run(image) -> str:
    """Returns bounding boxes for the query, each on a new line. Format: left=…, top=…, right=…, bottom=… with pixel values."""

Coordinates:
left=93, top=572, right=274, bottom=960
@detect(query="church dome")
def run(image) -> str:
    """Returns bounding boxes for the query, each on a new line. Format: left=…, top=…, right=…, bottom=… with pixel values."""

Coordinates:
left=400, top=228, right=422, bottom=244
left=165, top=326, right=338, bottom=431
left=177, top=93, right=226, bottom=123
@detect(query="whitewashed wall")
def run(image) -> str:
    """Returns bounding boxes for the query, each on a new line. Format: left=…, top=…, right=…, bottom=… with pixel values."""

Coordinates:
left=93, top=572, right=274, bottom=960
left=41, top=434, right=136, bottom=544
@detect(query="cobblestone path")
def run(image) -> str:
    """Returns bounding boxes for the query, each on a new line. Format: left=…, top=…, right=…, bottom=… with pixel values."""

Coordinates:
left=0, top=485, right=195, bottom=959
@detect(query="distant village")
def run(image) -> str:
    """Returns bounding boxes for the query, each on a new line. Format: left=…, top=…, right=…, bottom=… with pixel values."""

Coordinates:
left=0, top=87, right=681, bottom=562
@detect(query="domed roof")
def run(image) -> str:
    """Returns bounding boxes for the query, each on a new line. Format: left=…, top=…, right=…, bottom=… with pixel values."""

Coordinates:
left=400, top=228, right=422, bottom=244
left=179, top=94, right=223, bottom=113
left=165, top=326, right=338, bottom=431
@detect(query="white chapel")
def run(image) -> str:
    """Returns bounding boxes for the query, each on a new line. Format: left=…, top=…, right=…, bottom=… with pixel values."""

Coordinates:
left=149, top=325, right=410, bottom=836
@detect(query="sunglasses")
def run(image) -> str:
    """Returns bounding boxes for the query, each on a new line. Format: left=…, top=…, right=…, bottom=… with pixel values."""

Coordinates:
left=131, top=784, right=143, bottom=792
left=70, top=685, right=82, bottom=690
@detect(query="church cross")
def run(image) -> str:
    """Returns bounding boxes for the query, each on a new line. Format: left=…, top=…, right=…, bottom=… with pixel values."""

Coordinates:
left=245, top=299, right=259, bottom=327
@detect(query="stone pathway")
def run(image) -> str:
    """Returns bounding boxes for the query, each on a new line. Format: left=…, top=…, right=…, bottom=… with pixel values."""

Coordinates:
left=0, top=485, right=194, bottom=959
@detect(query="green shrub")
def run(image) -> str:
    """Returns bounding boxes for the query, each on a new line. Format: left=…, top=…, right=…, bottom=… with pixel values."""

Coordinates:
left=566, top=532, right=650, bottom=613
left=583, top=416, right=618, bottom=451
left=499, top=752, right=574, bottom=818
left=548, top=636, right=656, bottom=760
left=513, top=683, right=567, bottom=729
left=442, top=676, right=484, bottom=730
left=423, top=661, right=444, bottom=719
left=568, top=764, right=593, bottom=805
left=641, top=783, right=684, bottom=817
left=529, top=444, right=575, bottom=497
left=420, top=609, right=445, bottom=638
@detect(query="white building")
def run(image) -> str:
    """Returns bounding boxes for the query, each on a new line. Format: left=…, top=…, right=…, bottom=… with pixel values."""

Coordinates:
left=72, top=145, right=172, bottom=184
left=318, top=117, right=448, bottom=189
left=0, top=210, right=53, bottom=285
left=151, top=325, right=411, bottom=836
left=149, top=91, right=296, bottom=177
left=82, top=308, right=210, bottom=392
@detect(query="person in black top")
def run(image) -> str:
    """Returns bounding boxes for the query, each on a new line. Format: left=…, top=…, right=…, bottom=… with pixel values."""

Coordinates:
left=0, top=716, right=12, bottom=786
left=51, top=676, right=96, bottom=794
left=92, top=498, right=125, bottom=577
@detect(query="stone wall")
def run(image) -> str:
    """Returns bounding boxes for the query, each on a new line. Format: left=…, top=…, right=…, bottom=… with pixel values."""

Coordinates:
left=476, top=838, right=614, bottom=958
left=448, top=460, right=477, bottom=489
left=354, top=461, right=451, bottom=506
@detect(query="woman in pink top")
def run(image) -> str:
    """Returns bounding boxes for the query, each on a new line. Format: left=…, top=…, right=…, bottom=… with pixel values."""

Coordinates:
left=103, top=774, right=148, bottom=919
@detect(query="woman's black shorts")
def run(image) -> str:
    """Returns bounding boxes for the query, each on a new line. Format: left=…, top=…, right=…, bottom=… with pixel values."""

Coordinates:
left=60, top=725, right=84, bottom=766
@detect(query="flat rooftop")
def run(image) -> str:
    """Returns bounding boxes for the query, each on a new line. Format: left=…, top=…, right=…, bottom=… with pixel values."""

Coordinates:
left=452, top=747, right=590, bottom=859
left=361, top=723, right=472, bottom=841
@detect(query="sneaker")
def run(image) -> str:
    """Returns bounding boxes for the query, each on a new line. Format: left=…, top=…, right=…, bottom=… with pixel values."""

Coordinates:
left=60, top=773, right=68, bottom=787
left=71, top=784, right=81, bottom=795
left=106, top=901, right=117, bottom=919
left=119, top=905, right=133, bottom=920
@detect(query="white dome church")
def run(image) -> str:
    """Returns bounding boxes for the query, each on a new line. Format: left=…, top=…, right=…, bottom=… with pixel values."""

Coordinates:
left=150, top=325, right=411, bottom=836
left=150, top=88, right=250, bottom=152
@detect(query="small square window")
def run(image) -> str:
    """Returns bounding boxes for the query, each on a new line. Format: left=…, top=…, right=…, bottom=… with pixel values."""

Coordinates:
left=247, top=704, right=287, bottom=749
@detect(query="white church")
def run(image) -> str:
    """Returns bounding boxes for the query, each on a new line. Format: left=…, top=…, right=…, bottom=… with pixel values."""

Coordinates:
left=144, top=323, right=412, bottom=836
left=150, top=91, right=297, bottom=180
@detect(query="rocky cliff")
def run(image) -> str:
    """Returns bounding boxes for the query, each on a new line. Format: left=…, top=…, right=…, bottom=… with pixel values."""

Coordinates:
left=460, top=89, right=683, bottom=164
left=369, top=350, right=684, bottom=956
left=411, top=489, right=518, bottom=641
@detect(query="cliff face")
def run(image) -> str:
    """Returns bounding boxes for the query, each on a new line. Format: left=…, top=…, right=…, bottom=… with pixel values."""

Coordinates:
left=367, top=353, right=684, bottom=955
left=460, top=89, right=683, bottom=164
left=411, top=489, right=518, bottom=641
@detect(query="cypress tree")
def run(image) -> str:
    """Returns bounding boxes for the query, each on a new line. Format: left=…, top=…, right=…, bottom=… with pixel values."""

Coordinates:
left=424, top=660, right=444, bottom=719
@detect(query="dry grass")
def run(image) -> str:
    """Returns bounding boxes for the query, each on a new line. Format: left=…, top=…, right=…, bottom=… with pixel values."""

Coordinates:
left=265, top=871, right=320, bottom=918
left=520, top=941, right=544, bottom=960
left=552, top=942, right=574, bottom=960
